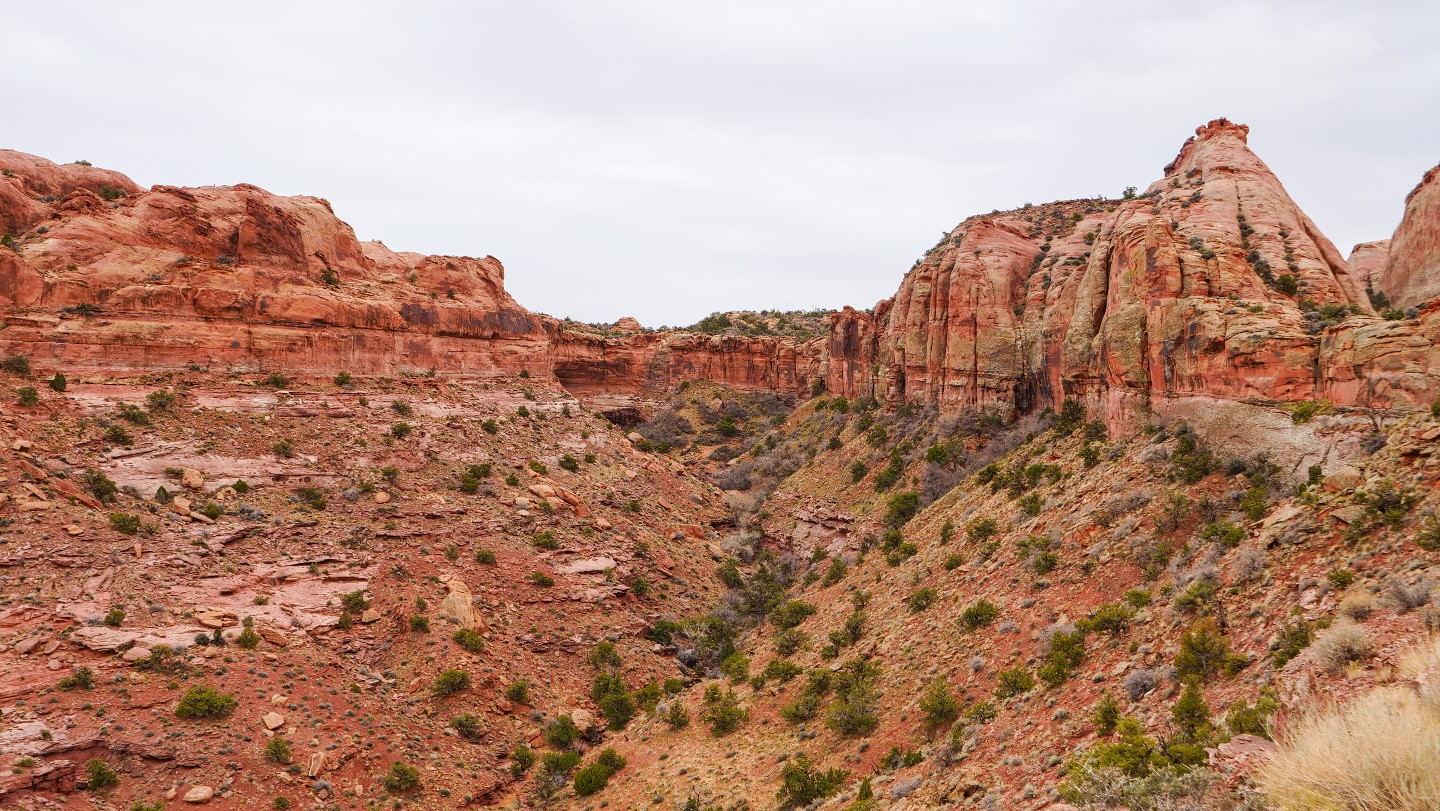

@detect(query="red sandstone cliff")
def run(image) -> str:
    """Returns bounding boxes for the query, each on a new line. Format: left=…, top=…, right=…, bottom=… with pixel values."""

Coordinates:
left=1377, top=164, right=1440, bottom=311
left=825, top=120, right=1439, bottom=424
left=548, top=325, right=823, bottom=398
left=0, top=157, right=547, bottom=377
left=2, top=124, right=1438, bottom=426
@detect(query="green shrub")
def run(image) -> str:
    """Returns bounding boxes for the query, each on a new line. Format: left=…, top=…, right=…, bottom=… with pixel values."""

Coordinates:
left=1285, top=400, right=1331, bottom=424
left=108, top=511, right=144, bottom=536
left=448, top=713, right=483, bottom=741
left=1200, top=520, right=1245, bottom=547
left=1225, top=688, right=1278, bottom=739
left=1059, top=717, right=1208, bottom=807
left=770, top=599, right=817, bottom=630
left=458, top=463, right=492, bottom=493
left=968, top=517, right=999, bottom=542
left=390, top=421, right=412, bottom=439
left=1170, top=681, right=1214, bottom=744
left=475, top=549, right=496, bottom=564
left=849, top=460, right=869, bottom=482
left=543, top=715, right=580, bottom=748
left=994, top=667, right=1035, bottom=698
left=452, top=628, right=485, bottom=653
left=264, top=735, right=293, bottom=764
left=592, top=673, right=635, bottom=730
left=380, top=761, right=419, bottom=793
left=59, top=666, right=96, bottom=691
left=1357, top=480, right=1417, bottom=528
left=236, top=621, right=260, bottom=650
left=919, top=678, right=959, bottom=730
left=408, top=614, right=430, bottom=633
left=530, top=571, right=555, bottom=587
left=1092, top=691, right=1121, bottom=736
left=590, top=641, right=622, bottom=670
left=85, top=758, right=119, bottom=791
left=1019, top=491, right=1045, bottom=516
left=777, top=754, right=849, bottom=808
left=964, top=701, right=997, bottom=724
left=505, top=679, right=531, bottom=704
left=702, top=687, right=747, bottom=735
left=81, top=469, right=118, bottom=503
left=340, top=590, right=369, bottom=613
left=432, top=669, right=470, bottom=698
left=1270, top=619, right=1314, bottom=667
left=883, top=490, right=921, bottom=527
left=665, top=701, right=690, bottom=729
left=1123, top=589, right=1153, bottom=608
left=1176, top=620, right=1246, bottom=680
left=48, top=372, right=66, bottom=392
left=104, top=423, right=131, bottom=445
left=762, top=658, right=804, bottom=684
left=559, top=454, right=580, bottom=472
left=0, top=354, right=31, bottom=376
left=1052, top=397, right=1086, bottom=435
left=1170, top=430, right=1215, bottom=483
left=905, top=588, right=937, bottom=613
left=103, top=607, right=125, bottom=627
left=721, top=652, right=750, bottom=683
left=509, top=745, right=536, bottom=776
left=175, top=685, right=238, bottom=719
left=825, top=659, right=880, bottom=736
left=774, top=627, right=808, bottom=656
left=572, top=763, right=612, bottom=796
left=1038, top=628, right=1087, bottom=686
left=573, top=748, right=627, bottom=796
left=1240, top=483, right=1269, bottom=520
left=960, top=599, right=1000, bottom=630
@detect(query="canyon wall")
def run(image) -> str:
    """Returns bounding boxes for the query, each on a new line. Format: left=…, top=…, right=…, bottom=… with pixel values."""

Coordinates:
left=3, top=125, right=1440, bottom=428
left=823, top=120, right=1440, bottom=425
left=0, top=151, right=549, bottom=378
left=1377, top=165, right=1440, bottom=311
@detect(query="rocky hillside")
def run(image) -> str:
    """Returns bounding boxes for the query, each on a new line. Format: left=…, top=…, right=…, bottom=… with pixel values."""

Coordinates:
left=2, top=120, right=1439, bottom=811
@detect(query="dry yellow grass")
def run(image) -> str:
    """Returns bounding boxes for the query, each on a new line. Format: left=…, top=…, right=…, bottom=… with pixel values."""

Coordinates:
left=1259, top=638, right=1440, bottom=810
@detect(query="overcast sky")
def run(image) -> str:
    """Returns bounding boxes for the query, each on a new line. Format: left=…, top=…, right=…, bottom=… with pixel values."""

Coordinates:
left=4, top=2, right=1436, bottom=326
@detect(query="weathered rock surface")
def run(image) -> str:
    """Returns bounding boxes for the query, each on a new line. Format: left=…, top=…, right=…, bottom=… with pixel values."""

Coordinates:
left=0, top=167, right=546, bottom=378
left=3, top=122, right=1439, bottom=434
left=822, top=119, right=1440, bottom=427
left=1348, top=239, right=1390, bottom=291
left=1377, top=164, right=1440, bottom=310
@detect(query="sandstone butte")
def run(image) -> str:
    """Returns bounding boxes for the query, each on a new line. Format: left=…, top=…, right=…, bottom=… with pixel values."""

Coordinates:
left=3, top=119, right=1440, bottom=433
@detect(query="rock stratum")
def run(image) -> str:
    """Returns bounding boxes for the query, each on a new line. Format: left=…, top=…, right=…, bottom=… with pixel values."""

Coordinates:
left=4, top=122, right=1440, bottom=429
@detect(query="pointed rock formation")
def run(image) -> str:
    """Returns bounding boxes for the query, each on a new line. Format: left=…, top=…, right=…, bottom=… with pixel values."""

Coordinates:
left=1376, top=165, right=1440, bottom=310
left=823, top=119, right=1436, bottom=426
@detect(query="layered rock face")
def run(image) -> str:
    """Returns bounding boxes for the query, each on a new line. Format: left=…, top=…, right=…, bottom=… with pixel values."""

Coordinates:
left=3, top=124, right=1439, bottom=428
left=1377, top=165, right=1440, bottom=310
left=548, top=325, right=824, bottom=397
left=825, top=120, right=1440, bottom=425
left=0, top=153, right=546, bottom=378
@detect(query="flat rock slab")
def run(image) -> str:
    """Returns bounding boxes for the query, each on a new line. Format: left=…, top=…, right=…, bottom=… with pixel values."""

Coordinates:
left=554, top=557, right=616, bottom=575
